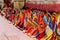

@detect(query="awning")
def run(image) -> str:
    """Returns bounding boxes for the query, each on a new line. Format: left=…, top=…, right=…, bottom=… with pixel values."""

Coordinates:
left=25, top=3, right=60, bottom=12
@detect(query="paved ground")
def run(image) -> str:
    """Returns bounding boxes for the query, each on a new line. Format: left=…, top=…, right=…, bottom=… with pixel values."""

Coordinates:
left=0, top=15, right=33, bottom=40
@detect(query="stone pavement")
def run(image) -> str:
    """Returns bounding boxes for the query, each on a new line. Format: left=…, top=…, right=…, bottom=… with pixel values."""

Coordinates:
left=0, top=15, right=33, bottom=40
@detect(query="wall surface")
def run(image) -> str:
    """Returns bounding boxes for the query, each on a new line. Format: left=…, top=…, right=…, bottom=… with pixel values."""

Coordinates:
left=14, top=0, right=24, bottom=9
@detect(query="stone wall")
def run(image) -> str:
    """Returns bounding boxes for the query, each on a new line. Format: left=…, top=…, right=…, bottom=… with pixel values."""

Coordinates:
left=14, top=0, right=24, bottom=9
left=0, top=0, right=3, bottom=8
left=26, top=0, right=60, bottom=4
